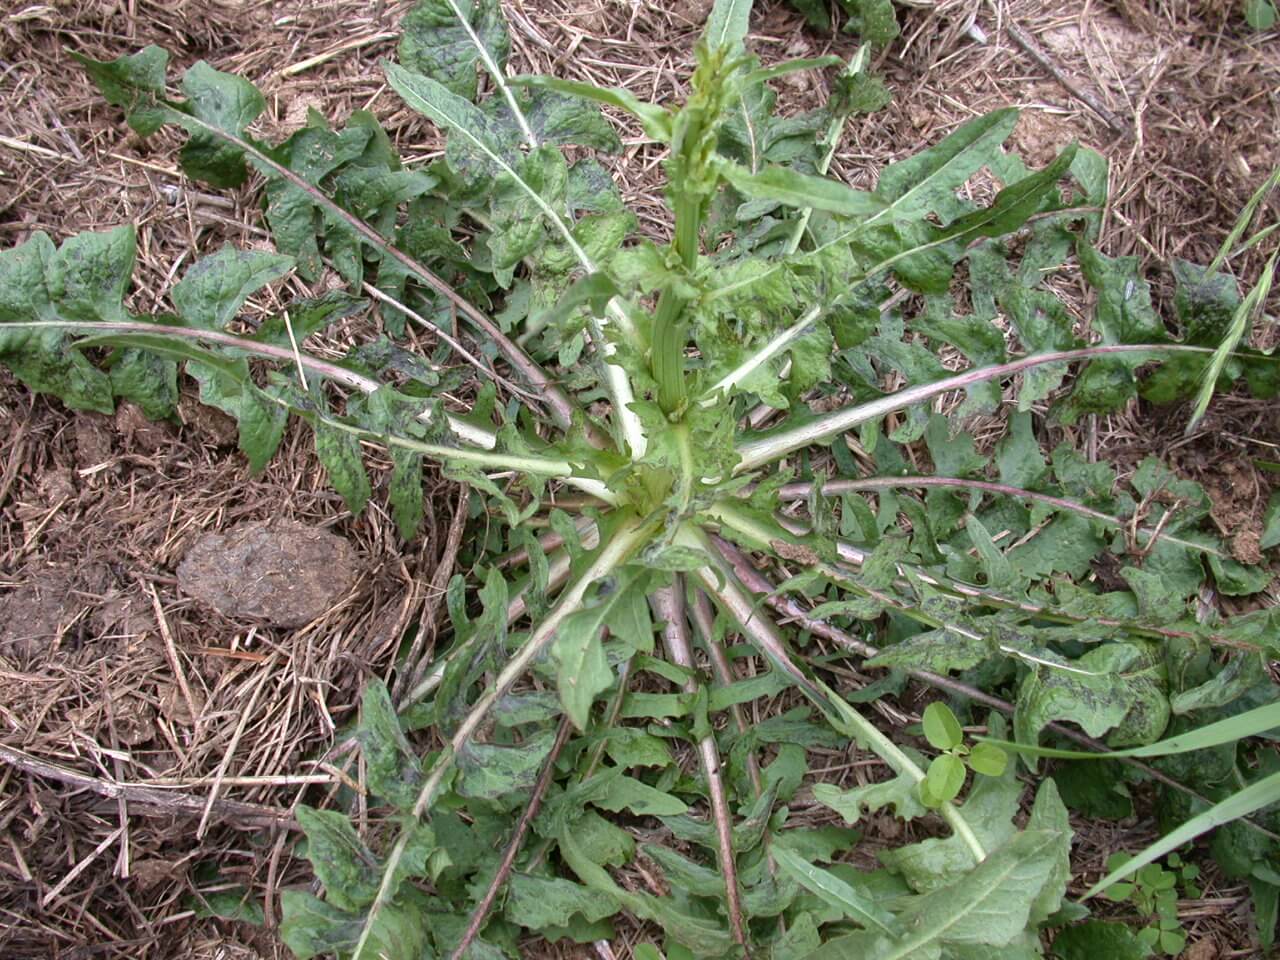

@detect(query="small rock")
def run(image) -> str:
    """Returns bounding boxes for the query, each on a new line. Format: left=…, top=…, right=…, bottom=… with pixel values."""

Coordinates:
left=130, top=858, right=182, bottom=890
left=1182, top=938, right=1217, bottom=960
left=0, top=565, right=78, bottom=660
left=115, top=403, right=175, bottom=452
left=159, top=681, right=205, bottom=728
left=178, top=394, right=238, bottom=446
left=74, top=413, right=116, bottom=468
left=177, top=519, right=360, bottom=628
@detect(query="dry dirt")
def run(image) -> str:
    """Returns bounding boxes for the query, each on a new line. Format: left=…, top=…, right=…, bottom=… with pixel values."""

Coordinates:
left=1, top=0, right=1277, bottom=958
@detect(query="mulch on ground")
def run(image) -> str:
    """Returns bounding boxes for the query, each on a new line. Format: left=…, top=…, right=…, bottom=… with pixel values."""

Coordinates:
left=1, top=0, right=1276, bottom=957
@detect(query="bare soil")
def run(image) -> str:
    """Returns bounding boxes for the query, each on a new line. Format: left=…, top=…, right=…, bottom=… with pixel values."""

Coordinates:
left=1, top=0, right=1276, bottom=957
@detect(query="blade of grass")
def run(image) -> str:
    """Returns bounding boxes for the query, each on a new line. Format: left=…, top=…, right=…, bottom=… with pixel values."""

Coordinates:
left=978, top=701, right=1280, bottom=761
left=1187, top=244, right=1278, bottom=434
left=713, top=534, right=1280, bottom=842
left=1083, top=771, right=1280, bottom=900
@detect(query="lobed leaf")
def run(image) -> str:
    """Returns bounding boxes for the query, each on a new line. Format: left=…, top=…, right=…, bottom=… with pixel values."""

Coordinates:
left=398, top=0, right=510, bottom=102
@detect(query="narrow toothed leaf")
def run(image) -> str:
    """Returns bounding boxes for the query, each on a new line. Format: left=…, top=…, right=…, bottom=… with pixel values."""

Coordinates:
left=172, top=246, right=294, bottom=330
left=178, top=61, right=266, bottom=186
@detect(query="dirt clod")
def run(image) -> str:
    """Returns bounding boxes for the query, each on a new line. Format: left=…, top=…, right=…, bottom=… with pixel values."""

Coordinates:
left=0, top=564, right=81, bottom=659
left=177, top=519, right=360, bottom=627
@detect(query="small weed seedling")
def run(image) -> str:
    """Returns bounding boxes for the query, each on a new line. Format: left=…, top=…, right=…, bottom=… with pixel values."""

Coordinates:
left=919, top=701, right=1009, bottom=807
left=1103, top=851, right=1203, bottom=956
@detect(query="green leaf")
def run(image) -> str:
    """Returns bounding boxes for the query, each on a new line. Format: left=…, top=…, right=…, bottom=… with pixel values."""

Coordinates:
left=569, top=809, right=636, bottom=867
left=880, top=719, right=1022, bottom=893
left=457, top=731, right=555, bottom=799
left=716, top=66, right=827, bottom=176
left=172, top=246, right=294, bottom=330
left=357, top=680, right=424, bottom=812
left=190, top=886, right=265, bottom=925
left=383, top=59, right=508, bottom=176
left=258, top=115, right=379, bottom=282
left=0, top=243, right=114, bottom=411
left=1025, top=779, right=1072, bottom=925
left=996, top=412, right=1047, bottom=489
left=1015, top=643, right=1168, bottom=760
left=923, top=413, right=985, bottom=477
left=559, top=830, right=731, bottom=955
left=280, top=891, right=362, bottom=960
left=50, top=224, right=135, bottom=323
left=641, top=843, right=724, bottom=900
left=771, top=846, right=898, bottom=935
left=109, top=347, right=178, bottom=419
left=295, top=805, right=381, bottom=911
left=704, top=0, right=753, bottom=53
left=865, top=625, right=993, bottom=676
left=718, top=161, right=883, bottom=216
left=186, top=362, right=287, bottom=473
left=178, top=60, right=266, bottom=187
left=813, top=770, right=927, bottom=824
left=486, top=146, right=569, bottom=272
left=553, top=570, right=646, bottom=730
left=1172, top=258, right=1241, bottom=346
left=1261, top=491, right=1280, bottom=550
left=965, top=514, right=1018, bottom=593
left=1208, top=550, right=1273, bottom=596
left=398, top=0, right=509, bottom=101
left=772, top=912, right=822, bottom=959
left=505, top=873, right=620, bottom=930
left=967, top=741, right=1010, bottom=780
left=71, top=46, right=169, bottom=135
left=1052, top=922, right=1153, bottom=960
left=840, top=0, right=900, bottom=46
left=0, top=230, right=55, bottom=323
left=895, top=828, right=1062, bottom=945
left=358, top=388, right=426, bottom=539
left=511, top=75, right=672, bottom=142
left=743, top=55, right=842, bottom=88
left=1245, top=0, right=1278, bottom=30
left=523, top=88, right=627, bottom=154
left=596, top=773, right=688, bottom=817
left=663, top=779, right=779, bottom=853
left=873, top=110, right=1018, bottom=222
left=1159, top=929, right=1187, bottom=954
left=941, top=145, right=1077, bottom=246
left=1061, top=242, right=1167, bottom=419
left=1006, top=511, right=1106, bottom=581
left=314, top=420, right=372, bottom=516
left=809, top=830, right=1063, bottom=958
left=921, top=702, right=963, bottom=751
left=604, top=727, right=674, bottom=769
